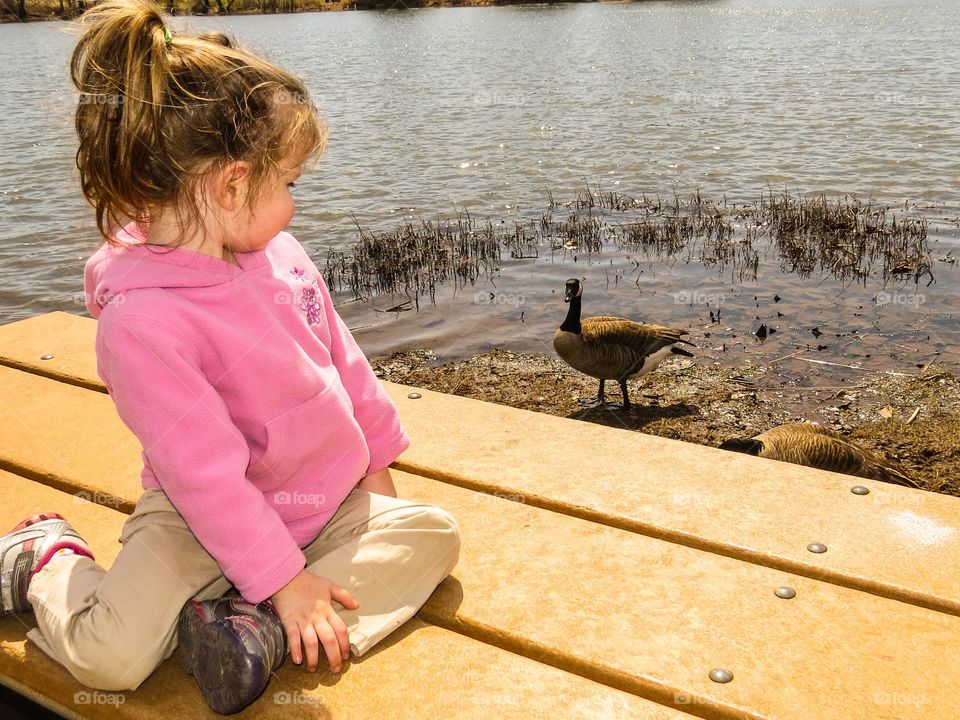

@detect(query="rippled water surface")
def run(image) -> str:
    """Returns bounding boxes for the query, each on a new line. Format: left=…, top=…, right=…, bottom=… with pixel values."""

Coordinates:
left=1, top=0, right=957, bottom=381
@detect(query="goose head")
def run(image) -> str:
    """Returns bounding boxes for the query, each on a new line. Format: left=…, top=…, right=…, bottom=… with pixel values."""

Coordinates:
left=564, top=278, right=583, bottom=303
left=559, top=278, right=584, bottom=334
left=719, top=438, right=764, bottom=455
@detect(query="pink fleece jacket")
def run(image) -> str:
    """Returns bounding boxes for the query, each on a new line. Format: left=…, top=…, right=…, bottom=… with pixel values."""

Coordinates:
left=84, top=224, right=409, bottom=603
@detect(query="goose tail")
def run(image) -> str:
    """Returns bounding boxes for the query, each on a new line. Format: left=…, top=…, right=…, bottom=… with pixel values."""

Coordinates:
left=870, top=462, right=921, bottom=489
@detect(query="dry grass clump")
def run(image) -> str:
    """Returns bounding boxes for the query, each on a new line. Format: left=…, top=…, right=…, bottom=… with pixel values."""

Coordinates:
left=325, top=186, right=931, bottom=304
left=323, top=212, right=501, bottom=306
left=757, top=191, right=931, bottom=284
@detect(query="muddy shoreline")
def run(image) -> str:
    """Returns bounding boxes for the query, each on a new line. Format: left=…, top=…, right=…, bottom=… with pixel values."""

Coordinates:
left=371, top=349, right=960, bottom=497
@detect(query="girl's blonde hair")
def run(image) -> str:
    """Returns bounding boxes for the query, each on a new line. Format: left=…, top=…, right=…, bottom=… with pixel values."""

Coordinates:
left=71, top=0, right=327, bottom=245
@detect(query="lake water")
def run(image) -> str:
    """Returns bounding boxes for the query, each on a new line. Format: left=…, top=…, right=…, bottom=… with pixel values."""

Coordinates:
left=1, top=0, right=957, bottom=390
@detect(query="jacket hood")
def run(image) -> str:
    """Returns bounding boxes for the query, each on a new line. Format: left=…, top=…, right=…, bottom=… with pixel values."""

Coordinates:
left=84, top=223, right=251, bottom=318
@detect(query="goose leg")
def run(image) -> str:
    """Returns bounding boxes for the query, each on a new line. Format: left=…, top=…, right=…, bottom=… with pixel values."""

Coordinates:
left=619, top=378, right=631, bottom=410
left=575, top=379, right=606, bottom=408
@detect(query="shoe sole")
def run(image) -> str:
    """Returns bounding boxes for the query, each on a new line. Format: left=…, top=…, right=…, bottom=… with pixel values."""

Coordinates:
left=178, top=604, right=270, bottom=715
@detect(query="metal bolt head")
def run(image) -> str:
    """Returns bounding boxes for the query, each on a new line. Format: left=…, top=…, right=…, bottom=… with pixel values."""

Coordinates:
left=40, top=354, right=54, bottom=360
left=807, top=542, right=828, bottom=554
left=775, top=586, right=797, bottom=599
left=709, top=668, right=733, bottom=684
left=851, top=485, right=870, bottom=495
left=407, top=392, right=422, bottom=400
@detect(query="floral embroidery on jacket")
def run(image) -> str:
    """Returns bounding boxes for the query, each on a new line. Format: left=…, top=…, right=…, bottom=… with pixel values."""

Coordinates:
left=300, top=286, right=323, bottom=325
left=287, top=267, right=323, bottom=325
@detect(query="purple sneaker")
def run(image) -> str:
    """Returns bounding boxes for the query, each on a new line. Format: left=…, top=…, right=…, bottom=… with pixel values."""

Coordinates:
left=178, top=596, right=288, bottom=715
left=1, top=512, right=94, bottom=616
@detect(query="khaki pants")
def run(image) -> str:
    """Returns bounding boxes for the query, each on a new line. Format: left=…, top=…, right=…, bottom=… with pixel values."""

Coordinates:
left=26, top=487, right=461, bottom=691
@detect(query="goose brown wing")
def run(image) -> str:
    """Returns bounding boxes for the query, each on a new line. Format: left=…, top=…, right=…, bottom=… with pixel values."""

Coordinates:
left=580, top=318, right=688, bottom=378
left=581, top=318, right=688, bottom=352
left=758, top=426, right=918, bottom=488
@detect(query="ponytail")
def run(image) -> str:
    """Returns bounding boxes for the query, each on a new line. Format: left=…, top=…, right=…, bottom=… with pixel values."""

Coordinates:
left=71, top=0, right=326, bottom=244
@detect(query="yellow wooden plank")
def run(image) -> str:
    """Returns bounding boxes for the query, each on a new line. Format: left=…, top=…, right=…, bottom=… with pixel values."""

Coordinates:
left=3, top=460, right=958, bottom=720
left=2, top=313, right=960, bottom=616
left=0, top=365, right=141, bottom=513
left=0, top=469, right=689, bottom=720
left=383, top=383, right=960, bottom=616
left=394, top=472, right=959, bottom=720
left=0, top=312, right=102, bottom=391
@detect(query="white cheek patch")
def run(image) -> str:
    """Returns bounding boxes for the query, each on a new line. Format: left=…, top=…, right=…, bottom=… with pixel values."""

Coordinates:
left=888, top=510, right=955, bottom=547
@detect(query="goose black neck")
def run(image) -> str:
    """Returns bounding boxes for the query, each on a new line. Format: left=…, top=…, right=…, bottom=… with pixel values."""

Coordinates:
left=560, top=294, right=582, bottom=334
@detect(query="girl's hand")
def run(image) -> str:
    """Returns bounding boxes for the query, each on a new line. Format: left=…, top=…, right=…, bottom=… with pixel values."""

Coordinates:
left=270, top=569, right=359, bottom=673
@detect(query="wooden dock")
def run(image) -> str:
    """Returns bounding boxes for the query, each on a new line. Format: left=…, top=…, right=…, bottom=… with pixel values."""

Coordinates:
left=1, top=311, right=958, bottom=719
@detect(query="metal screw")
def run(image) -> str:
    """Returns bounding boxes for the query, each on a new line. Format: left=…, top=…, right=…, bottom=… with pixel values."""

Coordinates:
left=709, top=668, right=733, bottom=684
left=40, top=354, right=54, bottom=360
left=807, top=543, right=828, bottom=554
left=407, top=392, right=422, bottom=400
left=775, top=586, right=797, bottom=599
left=851, top=486, right=870, bottom=495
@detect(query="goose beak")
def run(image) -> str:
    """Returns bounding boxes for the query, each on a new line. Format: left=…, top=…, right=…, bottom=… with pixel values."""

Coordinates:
left=563, top=287, right=574, bottom=302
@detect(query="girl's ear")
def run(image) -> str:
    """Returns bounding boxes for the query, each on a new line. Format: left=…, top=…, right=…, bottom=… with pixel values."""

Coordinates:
left=213, top=161, right=251, bottom=212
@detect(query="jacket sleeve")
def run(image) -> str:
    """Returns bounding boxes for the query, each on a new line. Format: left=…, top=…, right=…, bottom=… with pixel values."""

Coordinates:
left=98, top=310, right=306, bottom=603
left=314, top=276, right=410, bottom=475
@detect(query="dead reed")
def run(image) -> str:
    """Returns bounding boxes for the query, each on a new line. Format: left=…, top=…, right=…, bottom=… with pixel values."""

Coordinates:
left=757, top=191, right=931, bottom=284
left=323, top=186, right=933, bottom=303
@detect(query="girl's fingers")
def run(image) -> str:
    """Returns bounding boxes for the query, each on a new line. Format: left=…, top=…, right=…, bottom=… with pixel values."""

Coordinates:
left=284, top=622, right=303, bottom=665
left=328, top=610, right=351, bottom=662
left=300, top=623, right=321, bottom=672
left=328, top=582, right=359, bottom=609
left=315, top=622, right=342, bottom=673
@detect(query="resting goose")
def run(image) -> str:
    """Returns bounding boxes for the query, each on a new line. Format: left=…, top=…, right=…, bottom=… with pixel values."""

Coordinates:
left=553, top=278, right=695, bottom=409
left=719, top=422, right=918, bottom=488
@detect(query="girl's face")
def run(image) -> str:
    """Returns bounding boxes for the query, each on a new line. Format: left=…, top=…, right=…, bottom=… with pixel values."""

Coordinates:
left=230, top=161, right=302, bottom=252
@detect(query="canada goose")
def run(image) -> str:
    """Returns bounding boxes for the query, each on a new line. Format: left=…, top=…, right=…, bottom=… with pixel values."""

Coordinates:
left=719, top=422, right=918, bottom=488
left=553, top=278, right=695, bottom=409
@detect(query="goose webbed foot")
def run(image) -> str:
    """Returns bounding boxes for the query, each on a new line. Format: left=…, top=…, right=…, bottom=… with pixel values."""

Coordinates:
left=576, top=379, right=627, bottom=410
left=576, top=378, right=606, bottom=408
left=576, top=396, right=605, bottom=408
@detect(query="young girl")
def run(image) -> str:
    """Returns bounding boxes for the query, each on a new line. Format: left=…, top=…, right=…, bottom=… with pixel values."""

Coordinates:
left=0, top=0, right=460, bottom=714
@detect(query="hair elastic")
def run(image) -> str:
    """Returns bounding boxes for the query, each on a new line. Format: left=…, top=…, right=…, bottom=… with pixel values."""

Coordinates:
left=164, top=27, right=173, bottom=47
